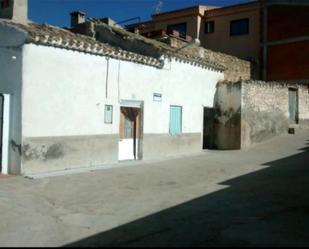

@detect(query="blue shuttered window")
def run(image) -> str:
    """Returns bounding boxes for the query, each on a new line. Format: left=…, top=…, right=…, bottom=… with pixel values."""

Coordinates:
left=169, top=106, right=182, bottom=135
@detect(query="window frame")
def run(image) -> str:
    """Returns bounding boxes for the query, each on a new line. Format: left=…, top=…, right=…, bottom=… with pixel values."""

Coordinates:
left=230, top=18, right=249, bottom=36
left=167, top=22, right=187, bottom=36
left=205, top=21, right=215, bottom=34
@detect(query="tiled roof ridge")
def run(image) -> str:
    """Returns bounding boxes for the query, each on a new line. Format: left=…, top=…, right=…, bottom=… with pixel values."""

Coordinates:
left=91, top=20, right=226, bottom=70
left=0, top=19, right=227, bottom=71
left=0, top=20, right=163, bottom=68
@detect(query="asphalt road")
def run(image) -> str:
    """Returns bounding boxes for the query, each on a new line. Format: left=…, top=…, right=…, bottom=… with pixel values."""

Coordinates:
left=0, top=130, right=308, bottom=247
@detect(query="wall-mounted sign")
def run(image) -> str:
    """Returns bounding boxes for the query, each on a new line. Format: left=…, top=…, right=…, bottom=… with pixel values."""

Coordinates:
left=153, top=93, right=162, bottom=102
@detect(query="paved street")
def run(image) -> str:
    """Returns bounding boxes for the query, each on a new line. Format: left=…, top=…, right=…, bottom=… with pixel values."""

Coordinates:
left=0, top=130, right=309, bottom=247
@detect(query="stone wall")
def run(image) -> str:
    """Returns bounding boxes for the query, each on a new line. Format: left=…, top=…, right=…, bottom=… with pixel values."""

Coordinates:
left=203, top=49, right=251, bottom=82
left=241, top=81, right=289, bottom=147
left=298, top=84, right=309, bottom=127
left=242, top=80, right=309, bottom=147
left=214, top=80, right=309, bottom=150
left=213, top=81, right=242, bottom=150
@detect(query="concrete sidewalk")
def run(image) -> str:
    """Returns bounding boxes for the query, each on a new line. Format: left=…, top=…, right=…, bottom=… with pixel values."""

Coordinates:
left=0, top=131, right=308, bottom=247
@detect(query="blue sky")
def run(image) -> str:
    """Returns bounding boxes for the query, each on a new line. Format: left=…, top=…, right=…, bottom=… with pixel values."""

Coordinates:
left=29, top=0, right=254, bottom=27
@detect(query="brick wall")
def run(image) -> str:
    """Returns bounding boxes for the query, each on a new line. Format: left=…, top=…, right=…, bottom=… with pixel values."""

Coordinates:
left=200, top=48, right=251, bottom=82
left=267, top=5, right=309, bottom=42
left=265, top=4, right=309, bottom=81
left=267, top=41, right=309, bottom=81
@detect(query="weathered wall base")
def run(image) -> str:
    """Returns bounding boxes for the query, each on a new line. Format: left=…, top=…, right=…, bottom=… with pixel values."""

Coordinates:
left=299, top=119, right=309, bottom=129
left=21, top=133, right=203, bottom=175
left=213, top=112, right=241, bottom=150
left=214, top=80, right=309, bottom=150
left=213, top=82, right=242, bottom=150
left=22, top=134, right=118, bottom=175
left=142, top=133, right=202, bottom=160
left=241, top=110, right=289, bottom=148
left=242, top=81, right=309, bottom=148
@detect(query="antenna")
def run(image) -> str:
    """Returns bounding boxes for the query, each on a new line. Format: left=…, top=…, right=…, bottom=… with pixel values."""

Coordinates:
left=116, top=17, right=141, bottom=26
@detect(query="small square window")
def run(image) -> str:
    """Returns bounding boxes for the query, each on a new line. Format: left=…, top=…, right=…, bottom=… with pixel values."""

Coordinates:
left=104, top=105, right=113, bottom=124
left=205, top=21, right=215, bottom=34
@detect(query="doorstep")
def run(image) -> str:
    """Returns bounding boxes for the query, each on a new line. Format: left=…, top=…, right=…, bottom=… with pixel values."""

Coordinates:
left=0, top=173, right=15, bottom=179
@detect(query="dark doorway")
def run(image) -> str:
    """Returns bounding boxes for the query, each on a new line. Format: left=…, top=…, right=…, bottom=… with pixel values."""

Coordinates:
left=119, top=107, right=142, bottom=161
left=203, top=107, right=215, bottom=150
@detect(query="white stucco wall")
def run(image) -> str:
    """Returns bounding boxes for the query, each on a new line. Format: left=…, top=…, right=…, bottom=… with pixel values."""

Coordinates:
left=22, top=44, right=224, bottom=138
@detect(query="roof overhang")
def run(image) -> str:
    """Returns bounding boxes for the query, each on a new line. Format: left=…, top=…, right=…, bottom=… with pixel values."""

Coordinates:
left=0, top=19, right=28, bottom=47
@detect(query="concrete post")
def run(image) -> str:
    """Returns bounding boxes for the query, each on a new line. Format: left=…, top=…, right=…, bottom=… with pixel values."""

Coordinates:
left=0, top=0, right=28, bottom=23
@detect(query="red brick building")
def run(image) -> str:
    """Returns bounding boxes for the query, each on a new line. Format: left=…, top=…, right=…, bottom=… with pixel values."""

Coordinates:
left=262, top=2, right=309, bottom=82
left=128, top=0, right=309, bottom=83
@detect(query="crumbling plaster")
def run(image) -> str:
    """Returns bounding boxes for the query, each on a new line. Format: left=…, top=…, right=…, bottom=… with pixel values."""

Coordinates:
left=214, top=80, right=309, bottom=150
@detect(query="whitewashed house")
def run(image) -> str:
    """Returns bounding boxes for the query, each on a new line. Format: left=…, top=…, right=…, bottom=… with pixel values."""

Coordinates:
left=0, top=19, right=227, bottom=175
left=0, top=1, right=253, bottom=176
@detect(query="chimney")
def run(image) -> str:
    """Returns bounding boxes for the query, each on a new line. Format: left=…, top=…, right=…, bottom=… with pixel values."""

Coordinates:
left=70, top=11, right=86, bottom=28
left=0, top=0, right=28, bottom=22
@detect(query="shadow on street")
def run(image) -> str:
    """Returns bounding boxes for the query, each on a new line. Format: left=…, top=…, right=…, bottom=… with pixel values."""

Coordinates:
left=65, top=141, right=309, bottom=247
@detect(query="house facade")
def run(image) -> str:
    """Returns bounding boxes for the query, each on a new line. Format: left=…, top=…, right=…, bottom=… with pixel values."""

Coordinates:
left=128, top=0, right=309, bottom=83
left=1, top=0, right=307, bottom=177
left=0, top=17, right=230, bottom=175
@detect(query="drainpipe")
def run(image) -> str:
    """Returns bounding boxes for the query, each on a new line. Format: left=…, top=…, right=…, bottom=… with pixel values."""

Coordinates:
left=105, top=57, right=110, bottom=99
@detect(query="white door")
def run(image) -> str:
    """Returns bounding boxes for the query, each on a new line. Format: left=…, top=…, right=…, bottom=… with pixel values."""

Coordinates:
left=0, top=94, right=10, bottom=174
left=119, top=115, right=136, bottom=160
left=118, top=107, right=140, bottom=161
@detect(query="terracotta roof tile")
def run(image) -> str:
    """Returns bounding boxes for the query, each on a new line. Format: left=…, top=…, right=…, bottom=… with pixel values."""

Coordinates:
left=0, top=19, right=244, bottom=71
left=0, top=20, right=163, bottom=68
